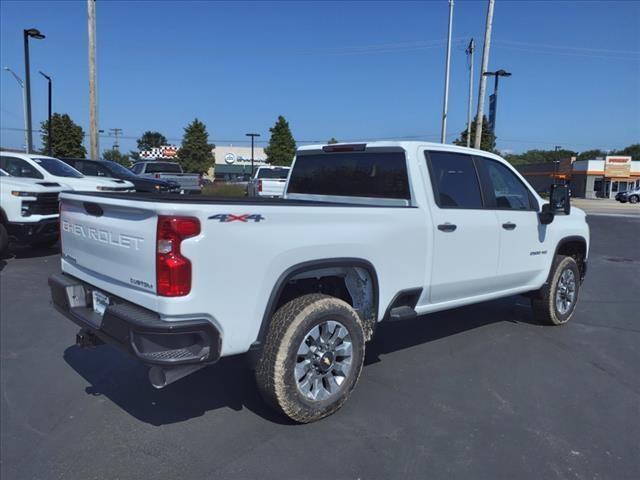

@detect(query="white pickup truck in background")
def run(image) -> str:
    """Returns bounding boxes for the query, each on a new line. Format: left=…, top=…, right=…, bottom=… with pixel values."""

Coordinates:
left=247, top=166, right=290, bottom=197
left=0, top=168, right=62, bottom=255
left=131, top=161, right=202, bottom=194
left=49, top=141, right=589, bottom=423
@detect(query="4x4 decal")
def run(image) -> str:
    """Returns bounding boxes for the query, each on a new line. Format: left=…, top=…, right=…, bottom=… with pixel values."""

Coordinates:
left=209, top=214, right=265, bottom=223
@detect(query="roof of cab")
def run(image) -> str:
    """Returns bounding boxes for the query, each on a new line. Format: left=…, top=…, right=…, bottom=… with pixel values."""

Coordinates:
left=297, top=140, right=506, bottom=163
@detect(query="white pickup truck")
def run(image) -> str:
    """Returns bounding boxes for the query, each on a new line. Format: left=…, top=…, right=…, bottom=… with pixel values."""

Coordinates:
left=49, top=141, right=589, bottom=423
left=0, top=168, right=63, bottom=254
left=247, top=166, right=290, bottom=197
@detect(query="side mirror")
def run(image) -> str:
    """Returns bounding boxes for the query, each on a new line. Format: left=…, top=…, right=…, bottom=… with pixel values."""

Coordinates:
left=539, top=203, right=554, bottom=225
left=550, top=184, right=571, bottom=215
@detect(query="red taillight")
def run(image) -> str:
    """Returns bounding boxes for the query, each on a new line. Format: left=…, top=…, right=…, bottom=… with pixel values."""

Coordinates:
left=322, top=143, right=366, bottom=152
left=258, top=179, right=263, bottom=192
left=156, top=216, right=200, bottom=297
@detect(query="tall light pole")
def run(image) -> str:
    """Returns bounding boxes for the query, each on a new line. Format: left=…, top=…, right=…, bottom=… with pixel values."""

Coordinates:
left=440, top=0, right=454, bottom=144
left=3, top=67, right=28, bottom=152
left=483, top=69, right=511, bottom=149
left=245, top=133, right=260, bottom=178
left=88, top=0, right=99, bottom=160
left=39, top=71, right=52, bottom=156
left=553, top=145, right=562, bottom=184
left=24, top=28, right=45, bottom=153
left=474, top=0, right=495, bottom=150
left=465, top=39, right=475, bottom=148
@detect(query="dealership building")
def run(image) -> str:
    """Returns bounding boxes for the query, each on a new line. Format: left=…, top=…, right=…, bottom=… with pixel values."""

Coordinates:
left=208, top=145, right=267, bottom=181
left=517, top=156, right=640, bottom=199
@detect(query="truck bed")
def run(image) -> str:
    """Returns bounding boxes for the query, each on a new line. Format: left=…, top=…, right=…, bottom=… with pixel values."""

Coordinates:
left=64, top=192, right=407, bottom=207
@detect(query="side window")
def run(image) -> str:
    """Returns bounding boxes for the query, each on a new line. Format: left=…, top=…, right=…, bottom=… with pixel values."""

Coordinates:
left=425, top=151, right=483, bottom=208
left=483, top=160, right=533, bottom=210
left=0, top=156, right=44, bottom=179
left=131, top=163, right=143, bottom=174
left=80, top=161, right=101, bottom=176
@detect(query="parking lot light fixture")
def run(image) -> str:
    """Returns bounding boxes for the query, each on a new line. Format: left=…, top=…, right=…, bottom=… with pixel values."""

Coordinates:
left=246, top=133, right=261, bottom=178
left=24, top=27, right=46, bottom=153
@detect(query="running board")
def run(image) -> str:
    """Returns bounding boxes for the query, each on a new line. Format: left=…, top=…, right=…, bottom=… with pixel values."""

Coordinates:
left=388, top=306, right=418, bottom=322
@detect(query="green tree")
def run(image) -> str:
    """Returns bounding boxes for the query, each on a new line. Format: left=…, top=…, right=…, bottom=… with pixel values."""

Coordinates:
left=504, top=148, right=577, bottom=166
left=453, top=116, right=496, bottom=153
left=40, top=113, right=86, bottom=158
left=327, top=137, right=339, bottom=144
left=613, top=143, right=640, bottom=160
left=576, top=149, right=606, bottom=161
left=264, top=115, right=296, bottom=166
left=177, top=118, right=214, bottom=173
left=102, top=149, right=131, bottom=167
left=137, top=131, right=167, bottom=151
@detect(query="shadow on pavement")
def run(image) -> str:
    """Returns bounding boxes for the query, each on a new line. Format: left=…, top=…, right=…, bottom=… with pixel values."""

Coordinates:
left=63, top=295, right=535, bottom=426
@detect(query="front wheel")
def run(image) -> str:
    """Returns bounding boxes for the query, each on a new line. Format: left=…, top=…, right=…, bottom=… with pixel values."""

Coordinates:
left=255, top=294, right=365, bottom=423
left=629, top=195, right=639, bottom=204
left=531, top=255, right=581, bottom=325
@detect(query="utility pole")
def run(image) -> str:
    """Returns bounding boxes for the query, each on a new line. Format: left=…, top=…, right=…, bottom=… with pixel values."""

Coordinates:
left=88, top=0, right=99, bottom=159
left=474, top=0, right=495, bottom=150
left=465, top=38, right=475, bottom=148
left=440, top=0, right=454, bottom=144
left=109, top=128, right=122, bottom=150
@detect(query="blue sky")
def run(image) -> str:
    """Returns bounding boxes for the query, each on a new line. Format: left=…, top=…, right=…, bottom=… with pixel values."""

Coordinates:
left=1, top=0, right=638, bottom=155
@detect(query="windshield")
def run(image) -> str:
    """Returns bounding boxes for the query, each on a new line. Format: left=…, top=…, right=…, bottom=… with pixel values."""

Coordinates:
left=101, top=161, right=135, bottom=178
left=145, top=162, right=182, bottom=174
left=32, top=157, right=83, bottom=178
left=257, top=168, right=289, bottom=179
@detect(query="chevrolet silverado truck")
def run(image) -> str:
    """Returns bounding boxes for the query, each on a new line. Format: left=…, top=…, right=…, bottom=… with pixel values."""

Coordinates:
left=1, top=168, right=62, bottom=255
left=49, top=142, right=589, bottom=423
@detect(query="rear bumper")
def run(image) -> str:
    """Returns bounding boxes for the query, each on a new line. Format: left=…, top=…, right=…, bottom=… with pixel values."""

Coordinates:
left=7, top=218, right=59, bottom=243
left=48, top=272, right=221, bottom=367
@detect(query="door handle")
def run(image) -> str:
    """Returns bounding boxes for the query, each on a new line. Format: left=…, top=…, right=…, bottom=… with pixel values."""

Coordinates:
left=502, top=222, right=517, bottom=230
left=437, top=223, right=457, bottom=232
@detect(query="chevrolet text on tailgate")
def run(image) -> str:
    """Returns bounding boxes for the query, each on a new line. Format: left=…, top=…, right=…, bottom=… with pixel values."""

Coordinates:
left=49, top=141, right=590, bottom=423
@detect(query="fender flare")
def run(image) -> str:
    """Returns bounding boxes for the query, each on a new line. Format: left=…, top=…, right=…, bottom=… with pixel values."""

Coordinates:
left=252, top=258, right=379, bottom=348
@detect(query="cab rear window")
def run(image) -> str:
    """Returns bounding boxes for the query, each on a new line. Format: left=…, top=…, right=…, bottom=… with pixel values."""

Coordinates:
left=288, top=152, right=410, bottom=200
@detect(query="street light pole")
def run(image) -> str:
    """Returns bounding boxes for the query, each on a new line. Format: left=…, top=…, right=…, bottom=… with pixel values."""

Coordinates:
left=39, top=71, right=52, bottom=156
left=465, top=38, right=475, bottom=148
left=482, top=69, right=511, bottom=149
left=23, top=28, right=45, bottom=153
left=3, top=67, right=28, bottom=152
left=245, top=133, right=260, bottom=178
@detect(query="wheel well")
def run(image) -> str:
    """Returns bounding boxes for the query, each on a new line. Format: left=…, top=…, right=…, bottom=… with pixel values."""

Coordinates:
left=557, top=238, right=587, bottom=281
left=254, top=261, right=379, bottom=351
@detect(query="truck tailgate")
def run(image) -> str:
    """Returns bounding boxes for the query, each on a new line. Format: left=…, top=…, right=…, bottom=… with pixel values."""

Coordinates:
left=261, top=179, right=287, bottom=197
left=60, top=194, right=158, bottom=294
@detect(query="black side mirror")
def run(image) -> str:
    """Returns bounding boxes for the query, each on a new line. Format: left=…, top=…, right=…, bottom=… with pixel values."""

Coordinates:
left=550, top=184, right=571, bottom=215
left=539, top=203, right=554, bottom=225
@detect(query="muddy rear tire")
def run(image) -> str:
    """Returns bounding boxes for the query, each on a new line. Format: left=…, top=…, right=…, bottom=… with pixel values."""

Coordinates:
left=255, top=293, right=365, bottom=423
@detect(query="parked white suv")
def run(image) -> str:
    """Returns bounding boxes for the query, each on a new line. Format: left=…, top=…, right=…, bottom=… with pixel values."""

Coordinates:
left=0, top=168, right=63, bottom=254
left=49, top=141, right=589, bottom=422
left=0, top=153, right=135, bottom=192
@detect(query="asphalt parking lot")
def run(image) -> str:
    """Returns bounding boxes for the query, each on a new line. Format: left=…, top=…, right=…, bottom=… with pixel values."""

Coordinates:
left=1, top=214, right=639, bottom=480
